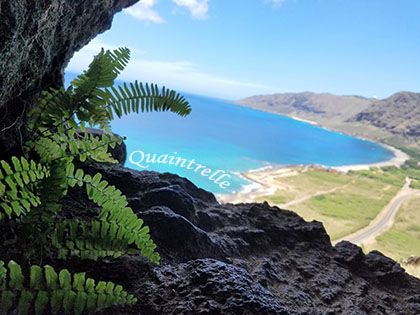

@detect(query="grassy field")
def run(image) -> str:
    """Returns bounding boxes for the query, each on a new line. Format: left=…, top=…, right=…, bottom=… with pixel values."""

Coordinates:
left=259, top=168, right=353, bottom=205
left=366, top=196, right=420, bottom=278
left=261, top=167, right=407, bottom=239
left=250, top=149, right=420, bottom=277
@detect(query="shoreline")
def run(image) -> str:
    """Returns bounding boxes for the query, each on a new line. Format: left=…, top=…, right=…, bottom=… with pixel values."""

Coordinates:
left=331, top=143, right=409, bottom=172
left=217, top=119, right=410, bottom=204
left=290, top=115, right=319, bottom=126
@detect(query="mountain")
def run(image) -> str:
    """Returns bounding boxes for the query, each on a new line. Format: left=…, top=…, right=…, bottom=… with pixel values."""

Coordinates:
left=240, top=92, right=372, bottom=120
left=352, top=92, right=420, bottom=138
left=239, top=92, right=420, bottom=149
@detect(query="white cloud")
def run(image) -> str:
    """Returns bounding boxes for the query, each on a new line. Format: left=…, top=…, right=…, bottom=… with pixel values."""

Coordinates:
left=66, top=39, right=274, bottom=99
left=125, top=0, right=165, bottom=24
left=172, top=0, right=209, bottom=20
left=122, top=58, right=273, bottom=99
left=265, top=0, right=285, bottom=8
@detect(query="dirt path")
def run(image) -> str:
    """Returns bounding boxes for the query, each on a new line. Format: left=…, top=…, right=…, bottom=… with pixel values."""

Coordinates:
left=335, top=178, right=420, bottom=245
left=280, top=180, right=355, bottom=208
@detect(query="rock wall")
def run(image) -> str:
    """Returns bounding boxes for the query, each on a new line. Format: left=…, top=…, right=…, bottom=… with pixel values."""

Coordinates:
left=0, top=0, right=137, bottom=159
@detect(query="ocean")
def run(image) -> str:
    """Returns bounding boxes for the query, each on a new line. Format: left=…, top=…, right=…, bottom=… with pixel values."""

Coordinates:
left=64, top=73, right=393, bottom=194
left=109, top=93, right=393, bottom=194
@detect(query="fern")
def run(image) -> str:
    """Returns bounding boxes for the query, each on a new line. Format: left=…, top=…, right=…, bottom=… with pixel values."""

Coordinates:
left=28, top=47, right=191, bottom=134
left=0, top=260, right=137, bottom=315
left=27, top=87, right=73, bottom=132
left=0, top=157, right=49, bottom=219
left=103, top=81, right=191, bottom=119
left=52, top=220, right=141, bottom=261
left=0, top=46, right=190, bottom=313
left=71, top=48, right=130, bottom=98
left=29, top=127, right=121, bottom=165
left=67, top=132, right=122, bottom=163
left=65, top=165, right=160, bottom=263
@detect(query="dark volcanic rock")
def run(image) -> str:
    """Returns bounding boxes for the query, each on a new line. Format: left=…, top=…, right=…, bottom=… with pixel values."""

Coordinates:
left=61, top=163, right=420, bottom=315
left=135, top=259, right=289, bottom=315
left=0, top=0, right=138, bottom=159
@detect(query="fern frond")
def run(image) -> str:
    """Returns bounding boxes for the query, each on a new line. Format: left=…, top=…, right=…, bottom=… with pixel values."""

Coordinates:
left=24, top=160, right=71, bottom=225
left=67, top=132, right=121, bottom=164
left=30, top=48, right=126, bottom=129
left=69, top=47, right=131, bottom=128
left=28, top=47, right=190, bottom=136
left=27, top=88, right=73, bottom=132
left=52, top=219, right=141, bottom=261
left=30, top=128, right=121, bottom=165
left=66, top=166, right=160, bottom=264
left=0, top=260, right=137, bottom=315
left=31, top=134, right=69, bottom=164
left=0, top=157, right=50, bottom=220
left=103, top=81, right=192, bottom=119
left=71, top=47, right=130, bottom=92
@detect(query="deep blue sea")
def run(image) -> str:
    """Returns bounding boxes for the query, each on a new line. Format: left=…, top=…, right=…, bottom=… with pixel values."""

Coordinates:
left=65, top=74, right=393, bottom=194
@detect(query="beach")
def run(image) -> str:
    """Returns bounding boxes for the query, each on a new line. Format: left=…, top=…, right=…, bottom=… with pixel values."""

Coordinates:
left=217, top=143, right=410, bottom=204
left=331, top=143, right=409, bottom=172
left=290, top=115, right=319, bottom=126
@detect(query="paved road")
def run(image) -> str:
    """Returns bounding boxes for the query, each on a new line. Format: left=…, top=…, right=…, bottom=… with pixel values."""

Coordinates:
left=336, top=178, right=420, bottom=245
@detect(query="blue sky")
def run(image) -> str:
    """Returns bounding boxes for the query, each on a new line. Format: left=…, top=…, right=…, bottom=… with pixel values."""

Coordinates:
left=67, top=0, right=420, bottom=100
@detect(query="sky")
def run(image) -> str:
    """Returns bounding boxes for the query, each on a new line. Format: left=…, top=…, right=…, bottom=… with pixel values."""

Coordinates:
left=67, top=0, right=420, bottom=100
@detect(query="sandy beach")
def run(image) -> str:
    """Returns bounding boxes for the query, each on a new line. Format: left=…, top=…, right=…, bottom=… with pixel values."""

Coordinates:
left=217, top=144, right=410, bottom=204
left=331, top=144, right=409, bottom=172
left=290, top=115, right=319, bottom=126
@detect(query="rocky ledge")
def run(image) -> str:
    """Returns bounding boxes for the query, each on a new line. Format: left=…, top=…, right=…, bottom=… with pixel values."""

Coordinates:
left=58, top=162, right=420, bottom=315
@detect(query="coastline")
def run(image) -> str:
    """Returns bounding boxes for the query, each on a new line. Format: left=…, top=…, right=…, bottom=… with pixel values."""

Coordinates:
left=217, top=117, right=410, bottom=204
left=290, top=115, right=319, bottom=126
left=331, top=143, right=409, bottom=172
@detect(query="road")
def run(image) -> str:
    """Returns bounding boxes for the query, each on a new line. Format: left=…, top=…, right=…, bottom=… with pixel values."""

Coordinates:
left=335, top=178, right=420, bottom=245
left=281, top=180, right=355, bottom=208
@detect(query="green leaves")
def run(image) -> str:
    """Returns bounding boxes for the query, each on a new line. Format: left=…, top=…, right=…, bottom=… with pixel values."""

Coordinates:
left=0, top=260, right=137, bottom=315
left=8, top=261, right=24, bottom=289
left=71, top=47, right=130, bottom=93
left=28, top=46, right=191, bottom=137
left=0, top=157, right=50, bottom=220
left=105, top=81, right=192, bottom=119
left=63, top=166, right=160, bottom=263
left=67, top=132, right=122, bottom=163
left=0, top=46, right=183, bottom=313
left=53, top=219, right=137, bottom=261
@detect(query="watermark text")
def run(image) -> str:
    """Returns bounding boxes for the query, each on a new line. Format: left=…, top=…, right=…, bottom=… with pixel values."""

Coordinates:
left=129, top=150, right=231, bottom=189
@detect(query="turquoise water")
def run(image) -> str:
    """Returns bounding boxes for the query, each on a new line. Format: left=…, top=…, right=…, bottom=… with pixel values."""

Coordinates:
left=109, top=93, right=393, bottom=194
left=64, top=74, right=393, bottom=194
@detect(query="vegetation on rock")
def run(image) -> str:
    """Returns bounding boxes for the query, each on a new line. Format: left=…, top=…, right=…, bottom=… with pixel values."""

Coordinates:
left=0, top=47, right=191, bottom=314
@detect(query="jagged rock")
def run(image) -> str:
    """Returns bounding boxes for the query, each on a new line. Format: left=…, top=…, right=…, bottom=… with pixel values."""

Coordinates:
left=335, top=240, right=365, bottom=267
left=140, top=206, right=224, bottom=261
left=0, top=0, right=138, bottom=159
left=61, top=163, right=420, bottom=314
